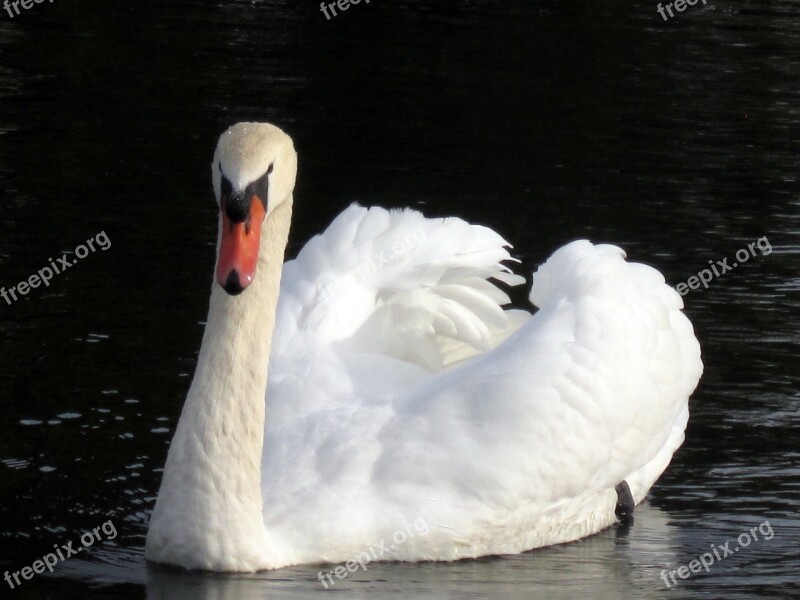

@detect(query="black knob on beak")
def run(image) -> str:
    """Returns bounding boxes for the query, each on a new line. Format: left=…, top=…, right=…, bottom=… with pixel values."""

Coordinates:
left=223, top=270, right=245, bottom=295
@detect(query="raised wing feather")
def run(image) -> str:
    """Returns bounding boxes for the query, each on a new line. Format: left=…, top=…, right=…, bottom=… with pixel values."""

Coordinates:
left=271, top=203, right=527, bottom=375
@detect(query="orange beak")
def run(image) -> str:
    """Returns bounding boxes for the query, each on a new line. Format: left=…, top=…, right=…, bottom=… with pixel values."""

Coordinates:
left=216, top=196, right=267, bottom=295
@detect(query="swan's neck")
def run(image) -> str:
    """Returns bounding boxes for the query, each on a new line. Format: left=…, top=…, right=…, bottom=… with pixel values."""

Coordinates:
left=146, top=199, right=292, bottom=571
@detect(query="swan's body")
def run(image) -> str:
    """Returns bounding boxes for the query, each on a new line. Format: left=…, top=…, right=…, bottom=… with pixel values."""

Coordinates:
left=145, top=123, right=703, bottom=571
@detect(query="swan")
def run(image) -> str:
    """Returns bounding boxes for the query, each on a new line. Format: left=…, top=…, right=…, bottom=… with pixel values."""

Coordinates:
left=145, top=122, right=703, bottom=572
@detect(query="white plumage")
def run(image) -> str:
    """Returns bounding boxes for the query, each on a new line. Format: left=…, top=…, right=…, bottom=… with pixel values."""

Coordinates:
left=145, top=123, right=703, bottom=572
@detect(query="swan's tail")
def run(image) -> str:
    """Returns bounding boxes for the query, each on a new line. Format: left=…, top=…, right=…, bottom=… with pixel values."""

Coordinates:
left=529, top=240, right=703, bottom=501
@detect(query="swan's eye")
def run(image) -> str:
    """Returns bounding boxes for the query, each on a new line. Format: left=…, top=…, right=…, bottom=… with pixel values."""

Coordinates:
left=220, top=174, right=233, bottom=197
left=252, top=170, right=269, bottom=212
left=267, top=163, right=274, bottom=175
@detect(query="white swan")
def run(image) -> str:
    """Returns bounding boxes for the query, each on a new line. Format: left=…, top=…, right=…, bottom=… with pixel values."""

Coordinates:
left=145, top=122, right=703, bottom=572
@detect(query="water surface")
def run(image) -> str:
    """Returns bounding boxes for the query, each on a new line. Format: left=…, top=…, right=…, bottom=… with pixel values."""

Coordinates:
left=1, top=1, right=798, bottom=598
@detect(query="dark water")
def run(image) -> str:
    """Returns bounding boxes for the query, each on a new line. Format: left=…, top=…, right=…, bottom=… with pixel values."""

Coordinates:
left=1, top=1, right=798, bottom=598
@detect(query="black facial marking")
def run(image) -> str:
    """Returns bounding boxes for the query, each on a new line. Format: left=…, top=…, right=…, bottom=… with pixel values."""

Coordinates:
left=251, top=171, right=268, bottom=212
left=225, top=189, right=250, bottom=223
left=220, top=169, right=270, bottom=223
left=220, top=171, right=233, bottom=196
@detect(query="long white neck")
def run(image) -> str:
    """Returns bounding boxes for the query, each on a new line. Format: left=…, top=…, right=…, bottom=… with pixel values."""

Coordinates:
left=146, top=199, right=292, bottom=571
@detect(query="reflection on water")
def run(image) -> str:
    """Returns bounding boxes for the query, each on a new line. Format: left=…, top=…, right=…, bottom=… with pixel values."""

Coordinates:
left=1, top=1, right=798, bottom=598
left=47, top=504, right=693, bottom=599
left=42, top=500, right=799, bottom=599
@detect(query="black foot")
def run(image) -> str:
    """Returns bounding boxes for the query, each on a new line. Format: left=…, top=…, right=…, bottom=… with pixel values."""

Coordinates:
left=614, top=480, right=635, bottom=525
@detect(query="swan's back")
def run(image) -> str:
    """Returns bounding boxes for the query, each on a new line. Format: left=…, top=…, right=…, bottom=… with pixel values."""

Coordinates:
left=263, top=205, right=702, bottom=565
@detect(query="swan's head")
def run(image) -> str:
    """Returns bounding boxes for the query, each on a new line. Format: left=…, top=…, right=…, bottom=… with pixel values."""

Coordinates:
left=212, top=122, right=297, bottom=295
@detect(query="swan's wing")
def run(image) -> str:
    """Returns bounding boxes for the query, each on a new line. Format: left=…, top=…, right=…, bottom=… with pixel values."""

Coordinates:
left=266, top=204, right=528, bottom=425
left=274, top=203, right=527, bottom=364
left=264, top=236, right=702, bottom=563
left=376, top=241, right=702, bottom=507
